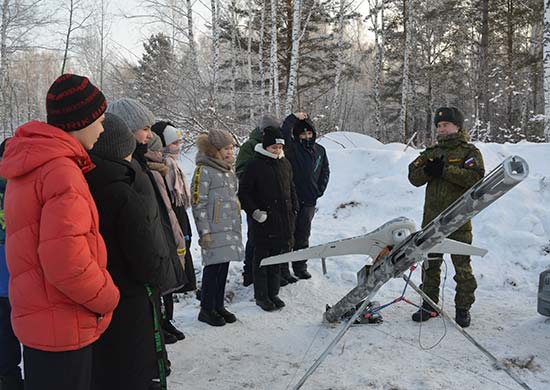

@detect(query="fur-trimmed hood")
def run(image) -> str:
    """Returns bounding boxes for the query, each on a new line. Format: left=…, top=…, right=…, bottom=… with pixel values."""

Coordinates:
left=195, top=134, right=233, bottom=173
left=196, top=133, right=220, bottom=159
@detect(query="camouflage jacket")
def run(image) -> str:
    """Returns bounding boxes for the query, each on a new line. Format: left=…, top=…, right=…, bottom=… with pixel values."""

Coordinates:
left=408, top=131, right=485, bottom=231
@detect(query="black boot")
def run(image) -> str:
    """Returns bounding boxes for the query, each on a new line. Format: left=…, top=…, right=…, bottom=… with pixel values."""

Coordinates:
left=162, top=329, right=178, bottom=344
left=0, top=376, right=24, bottom=390
left=271, top=296, right=285, bottom=309
left=411, top=302, right=439, bottom=322
left=280, top=263, right=298, bottom=286
left=163, top=320, right=185, bottom=340
left=256, top=298, right=276, bottom=312
left=217, top=307, right=237, bottom=323
left=198, top=308, right=226, bottom=326
left=294, top=269, right=311, bottom=280
left=455, top=309, right=471, bottom=328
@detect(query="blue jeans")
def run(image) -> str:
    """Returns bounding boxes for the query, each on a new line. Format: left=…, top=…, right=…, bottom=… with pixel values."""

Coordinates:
left=0, top=297, right=22, bottom=380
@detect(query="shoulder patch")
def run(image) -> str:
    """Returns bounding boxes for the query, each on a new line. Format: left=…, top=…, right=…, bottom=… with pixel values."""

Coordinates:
left=464, top=157, right=476, bottom=168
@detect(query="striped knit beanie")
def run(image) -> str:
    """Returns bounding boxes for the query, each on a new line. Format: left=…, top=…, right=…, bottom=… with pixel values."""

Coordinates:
left=46, top=74, right=107, bottom=131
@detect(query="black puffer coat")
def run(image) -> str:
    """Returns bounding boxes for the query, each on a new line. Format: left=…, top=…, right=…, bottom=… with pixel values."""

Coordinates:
left=238, top=146, right=298, bottom=249
left=281, top=114, right=330, bottom=206
left=85, top=155, right=170, bottom=389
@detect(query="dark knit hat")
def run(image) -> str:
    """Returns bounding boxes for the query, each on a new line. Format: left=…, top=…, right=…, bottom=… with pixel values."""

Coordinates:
left=208, top=129, right=234, bottom=150
left=262, top=127, right=285, bottom=149
left=259, top=115, right=281, bottom=132
left=434, top=107, right=464, bottom=129
left=292, top=117, right=315, bottom=139
left=91, top=113, right=136, bottom=160
left=106, top=98, right=155, bottom=132
left=46, top=74, right=107, bottom=132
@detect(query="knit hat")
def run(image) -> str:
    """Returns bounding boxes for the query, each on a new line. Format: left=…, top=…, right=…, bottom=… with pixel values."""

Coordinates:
left=91, top=113, right=136, bottom=160
left=106, top=98, right=155, bottom=132
left=259, top=115, right=281, bottom=132
left=434, top=107, right=464, bottom=129
left=152, top=121, right=183, bottom=146
left=292, top=117, right=315, bottom=139
left=262, top=127, right=285, bottom=149
left=46, top=74, right=107, bottom=131
left=208, top=129, right=234, bottom=150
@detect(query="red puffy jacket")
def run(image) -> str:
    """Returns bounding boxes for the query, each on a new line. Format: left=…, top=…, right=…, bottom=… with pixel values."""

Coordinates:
left=0, top=121, right=120, bottom=352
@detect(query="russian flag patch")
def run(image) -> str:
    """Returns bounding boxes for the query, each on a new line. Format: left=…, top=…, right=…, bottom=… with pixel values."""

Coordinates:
left=464, top=157, right=476, bottom=168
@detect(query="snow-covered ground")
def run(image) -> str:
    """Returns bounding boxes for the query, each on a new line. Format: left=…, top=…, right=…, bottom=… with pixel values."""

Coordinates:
left=171, top=132, right=550, bottom=390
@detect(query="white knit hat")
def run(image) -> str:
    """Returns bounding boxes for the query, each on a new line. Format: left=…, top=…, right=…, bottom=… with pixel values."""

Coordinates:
left=163, top=125, right=183, bottom=146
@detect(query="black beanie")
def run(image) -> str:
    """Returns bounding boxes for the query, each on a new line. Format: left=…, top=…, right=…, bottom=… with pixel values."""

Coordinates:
left=46, top=74, right=107, bottom=132
left=434, top=107, right=464, bottom=129
left=152, top=121, right=170, bottom=146
left=292, top=117, right=315, bottom=139
left=91, top=113, right=136, bottom=160
left=262, top=126, right=285, bottom=149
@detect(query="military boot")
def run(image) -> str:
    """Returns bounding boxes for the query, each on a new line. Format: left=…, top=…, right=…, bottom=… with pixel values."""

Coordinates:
left=411, top=301, right=439, bottom=322
left=455, top=309, right=471, bottom=328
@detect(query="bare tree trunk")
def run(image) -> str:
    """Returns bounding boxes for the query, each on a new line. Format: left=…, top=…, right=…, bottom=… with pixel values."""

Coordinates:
left=270, top=0, right=280, bottom=117
left=61, top=0, right=75, bottom=75
left=258, top=0, right=266, bottom=114
left=1, top=0, right=10, bottom=136
left=545, top=0, right=550, bottom=141
left=506, top=0, right=514, bottom=132
left=328, top=0, right=346, bottom=130
left=399, top=0, right=413, bottom=142
left=284, top=0, right=301, bottom=116
left=246, top=11, right=254, bottom=120
left=478, top=0, right=490, bottom=130
left=211, top=0, right=220, bottom=109
left=369, top=0, right=385, bottom=141
left=230, top=0, right=237, bottom=116
left=186, top=0, right=198, bottom=75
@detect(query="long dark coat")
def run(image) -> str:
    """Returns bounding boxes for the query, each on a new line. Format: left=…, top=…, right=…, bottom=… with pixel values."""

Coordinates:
left=86, top=154, right=171, bottom=390
left=238, top=146, right=299, bottom=249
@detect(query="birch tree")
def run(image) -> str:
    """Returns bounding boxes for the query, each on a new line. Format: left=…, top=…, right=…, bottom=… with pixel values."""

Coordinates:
left=258, top=0, right=266, bottom=114
left=284, top=0, right=301, bottom=116
left=61, top=0, right=94, bottom=75
left=399, top=0, right=413, bottom=142
left=211, top=0, right=220, bottom=109
left=269, top=0, right=280, bottom=117
left=368, top=0, right=384, bottom=141
left=544, top=0, right=550, bottom=141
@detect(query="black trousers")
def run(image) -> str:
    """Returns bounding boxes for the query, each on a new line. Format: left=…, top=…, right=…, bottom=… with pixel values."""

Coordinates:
left=281, top=204, right=316, bottom=274
left=0, top=298, right=22, bottom=380
left=23, top=344, right=92, bottom=390
left=254, top=246, right=284, bottom=301
left=201, top=262, right=229, bottom=310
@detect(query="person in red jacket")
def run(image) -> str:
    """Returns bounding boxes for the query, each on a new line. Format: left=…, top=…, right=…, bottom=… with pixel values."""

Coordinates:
left=0, top=74, right=120, bottom=390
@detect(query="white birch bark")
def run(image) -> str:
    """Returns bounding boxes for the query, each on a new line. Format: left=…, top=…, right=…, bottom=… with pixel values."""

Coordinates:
left=544, top=0, right=550, bottom=141
left=258, top=0, right=266, bottom=114
left=328, top=0, right=345, bottom=129
left=399, top=0, right=413, bottom=142
left=186, top=0, right=199, bottom=75
left=230, top=0, right=237, bottom=116
left=369, top=0, right=385, bottom=141
left=269, top=0, right=280, bottom=117
left=247, top=11, right=254, bottom=120
left=211, top=0, right=220, bottom=109
left=284, top=0, right=301, bottom=116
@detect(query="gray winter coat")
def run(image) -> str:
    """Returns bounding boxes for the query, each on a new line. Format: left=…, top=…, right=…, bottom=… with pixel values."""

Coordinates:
left=191, top=135, right=244, bottom=266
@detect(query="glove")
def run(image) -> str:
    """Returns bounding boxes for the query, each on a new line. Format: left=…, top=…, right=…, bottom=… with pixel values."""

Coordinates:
left=199, top=233, right=212, bottom=249
left=252, top=209, right=268, bottom=223
left=424, top=157, right=444, bottom=178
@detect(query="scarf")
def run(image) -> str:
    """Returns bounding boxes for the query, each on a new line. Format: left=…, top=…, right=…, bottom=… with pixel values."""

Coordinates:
left=163, top=147, right=191, bottom=209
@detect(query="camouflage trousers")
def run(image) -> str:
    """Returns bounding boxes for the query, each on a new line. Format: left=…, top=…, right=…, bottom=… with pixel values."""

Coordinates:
left=420, top=230, right=477, bottom=310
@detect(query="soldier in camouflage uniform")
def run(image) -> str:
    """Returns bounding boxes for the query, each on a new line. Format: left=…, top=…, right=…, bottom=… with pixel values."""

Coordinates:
left=408, top=107, right=485, bottom=328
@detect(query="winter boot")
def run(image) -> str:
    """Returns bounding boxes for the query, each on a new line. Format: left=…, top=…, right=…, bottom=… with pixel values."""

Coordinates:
left=455, top=309, right=471, bottom=328
left=271, top=296, right=286, bottom=309
left=0, top=376, right=24, bottom=390
left=280, top=264, right=298, bottom=286
left=162, top=329, right=178, bottom=344
left=256, top=298, right=276, bottom=312
left=411, top=301, right=439, bottom=322
left=294, top=269, right=312, bottom=280
left=163, top=320, right=185, bottom=340
left=243, top=273, right=254, bottom=287
left=217, top=307, right=237, bottom=323
left=198, top=308, right=226, bottom=327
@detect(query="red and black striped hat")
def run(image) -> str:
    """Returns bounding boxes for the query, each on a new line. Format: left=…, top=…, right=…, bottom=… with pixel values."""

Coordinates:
left=46, top=74, right=107, bottom=132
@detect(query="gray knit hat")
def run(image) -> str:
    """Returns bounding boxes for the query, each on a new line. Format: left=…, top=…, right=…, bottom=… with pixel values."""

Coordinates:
left=147, top=132, right=163, bottom=152
left=208, top=129, right=234, bottom=150
left=91, top=112, right=136, bottom=160
left=106, top=98, right=155, bottom=132
left=259, top=115, right=281, bottom=132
